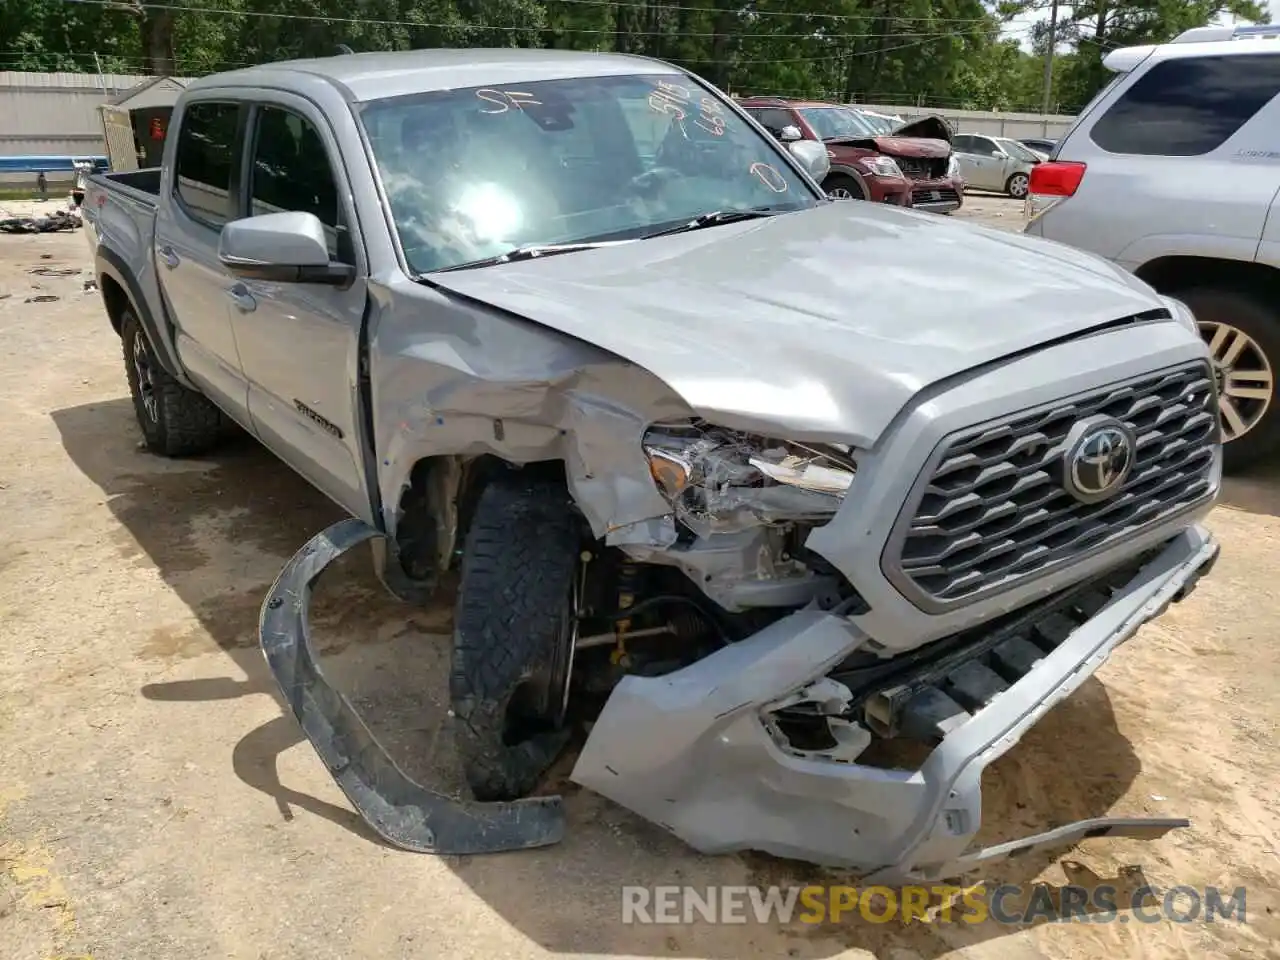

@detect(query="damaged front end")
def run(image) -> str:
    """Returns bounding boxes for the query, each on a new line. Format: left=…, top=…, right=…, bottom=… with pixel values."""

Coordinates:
left=573, top=527, right=1217, bottom=882
left=625, top=421, right=863, bottom=613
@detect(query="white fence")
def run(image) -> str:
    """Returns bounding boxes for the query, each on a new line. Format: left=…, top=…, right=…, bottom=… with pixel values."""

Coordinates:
left=857, top=103, right=1077, bottom=140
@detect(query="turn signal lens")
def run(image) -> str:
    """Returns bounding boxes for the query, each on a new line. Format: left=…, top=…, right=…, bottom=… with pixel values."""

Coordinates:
left=645, top=448, right=692, bottom=498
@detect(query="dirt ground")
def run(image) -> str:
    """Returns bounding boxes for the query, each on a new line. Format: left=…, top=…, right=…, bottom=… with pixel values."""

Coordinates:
left=2, top=194, right=1279, bottom=960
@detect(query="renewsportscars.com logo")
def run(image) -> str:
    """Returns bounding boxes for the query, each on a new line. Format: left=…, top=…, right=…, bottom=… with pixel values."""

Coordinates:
left=621, top=883, right=1248, bottom=926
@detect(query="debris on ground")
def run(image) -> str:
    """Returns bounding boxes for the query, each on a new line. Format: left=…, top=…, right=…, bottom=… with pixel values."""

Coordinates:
left=0, top=210, right=83, bottom=234
left=28, top=266, right=79, bottom=277
left=24, top=294, right=59, bottom=303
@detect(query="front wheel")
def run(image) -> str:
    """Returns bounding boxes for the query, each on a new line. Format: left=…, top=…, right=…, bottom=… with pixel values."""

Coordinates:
left=823, top=174, right=865, bottom=201
left=1179, top=287, right=1280, bottom=471
left=450, top=475, right=582, bottom=802
left=1006, top=172, right=1029, bottom=199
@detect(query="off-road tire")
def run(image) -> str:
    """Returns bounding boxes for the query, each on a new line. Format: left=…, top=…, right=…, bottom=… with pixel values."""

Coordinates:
left=1006, top=172, right=1029, bottom=199
left=823, top=173, right=865, bottom=201
left=121, top=311, right=225, bottom=457
left=450, top=475, right=580, bottom=802
left=1175, top=287, right=1280, bottom=472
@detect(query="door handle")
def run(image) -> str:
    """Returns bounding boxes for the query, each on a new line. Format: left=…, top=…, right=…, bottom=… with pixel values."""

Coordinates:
left=226, top=284, right=257, bottom=313
left=158, top=245, right=180, bottom=269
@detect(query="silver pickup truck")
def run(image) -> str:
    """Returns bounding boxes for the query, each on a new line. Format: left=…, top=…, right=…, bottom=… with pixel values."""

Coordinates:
left=84, top=48, right=1222, bottom=883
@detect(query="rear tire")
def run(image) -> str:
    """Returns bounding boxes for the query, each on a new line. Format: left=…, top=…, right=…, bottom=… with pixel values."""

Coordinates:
left=120, top=311, right=225, bottom=457
left=450, top=475, right=581, bottom=802
left=1176, top=287, right=1280, bottom=471
left=823, top=174, right=865, bottom=201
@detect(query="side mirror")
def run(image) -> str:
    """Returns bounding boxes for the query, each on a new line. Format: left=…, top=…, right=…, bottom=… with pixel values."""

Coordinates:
left=778, top=124, right=803, bottom=142
left=218, top=211, right=353, bottom=285
left=788, top=139, right=831, bottom=183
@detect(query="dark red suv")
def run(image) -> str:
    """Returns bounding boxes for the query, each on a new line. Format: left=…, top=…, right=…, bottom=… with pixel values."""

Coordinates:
left=739, top=97, right=963, bottom=213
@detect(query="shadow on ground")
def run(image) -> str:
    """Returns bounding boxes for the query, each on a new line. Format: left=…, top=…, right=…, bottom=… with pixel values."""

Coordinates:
left=1219, top=452, right=1280, bottom=518
left=53, top=396, right=1162, bottom=958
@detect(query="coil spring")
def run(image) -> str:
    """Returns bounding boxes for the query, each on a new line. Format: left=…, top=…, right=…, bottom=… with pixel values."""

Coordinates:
left=668, top=607, right=708, bottom=643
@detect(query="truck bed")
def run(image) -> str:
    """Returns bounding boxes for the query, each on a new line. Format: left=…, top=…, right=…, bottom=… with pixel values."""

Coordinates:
left=90, top=168, right=161, bottom=207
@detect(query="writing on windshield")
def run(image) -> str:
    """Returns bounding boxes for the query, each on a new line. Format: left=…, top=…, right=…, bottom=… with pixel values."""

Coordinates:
left=360, top=73, right=817, bottom=274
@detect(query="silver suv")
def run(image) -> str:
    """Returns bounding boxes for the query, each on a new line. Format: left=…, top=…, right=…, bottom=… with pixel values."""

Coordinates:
left=1025, top=24, right=1280, bottom=469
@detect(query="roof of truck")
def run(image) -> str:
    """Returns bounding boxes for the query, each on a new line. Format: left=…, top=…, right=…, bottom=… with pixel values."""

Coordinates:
left=187, top=48, right=678, bottom=102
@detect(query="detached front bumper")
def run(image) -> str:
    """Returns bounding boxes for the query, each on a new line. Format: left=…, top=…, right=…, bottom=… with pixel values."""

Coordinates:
left=570, top=525, right=1218, bottom=882
left=257, top=518, right=566, bottom=856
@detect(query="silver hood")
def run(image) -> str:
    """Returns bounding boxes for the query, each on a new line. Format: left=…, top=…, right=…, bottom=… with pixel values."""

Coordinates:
left=428, top=201, right=1169, bottom=447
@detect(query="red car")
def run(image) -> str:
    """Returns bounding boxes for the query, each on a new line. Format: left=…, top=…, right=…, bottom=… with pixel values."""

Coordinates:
left=739, top=97, right=964, bottom=213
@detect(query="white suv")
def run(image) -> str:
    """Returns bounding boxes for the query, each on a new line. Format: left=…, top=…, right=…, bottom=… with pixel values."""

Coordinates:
left=1024, top=24, right=1280, bottom=470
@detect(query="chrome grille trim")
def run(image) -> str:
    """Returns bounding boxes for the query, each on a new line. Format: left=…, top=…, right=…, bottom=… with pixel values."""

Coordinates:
left=882, top=360, right=1219, bottom=612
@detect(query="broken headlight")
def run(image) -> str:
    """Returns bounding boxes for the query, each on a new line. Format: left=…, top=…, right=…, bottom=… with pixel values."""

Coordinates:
left=642, top=420, right=857, bottom=535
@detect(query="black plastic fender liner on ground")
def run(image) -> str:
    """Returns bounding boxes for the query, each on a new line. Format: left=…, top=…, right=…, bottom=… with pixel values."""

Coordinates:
left=258, top=517, right=567, bottom=854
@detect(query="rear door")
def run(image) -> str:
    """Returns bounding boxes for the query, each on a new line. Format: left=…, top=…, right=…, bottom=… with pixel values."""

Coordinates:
left=956, top=135, right=1004, bottom=190
left=153, top=98, right=252, bottom=424
left=1047, top=49, right=1280, bottom=266
left=230, top=94, right=372, bottom=519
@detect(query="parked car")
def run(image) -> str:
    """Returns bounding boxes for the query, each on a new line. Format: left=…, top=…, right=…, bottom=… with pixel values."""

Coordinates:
left=1025, top=23, right=1280, bottom=469
left=951, top=133, right=1041, bottom=197
left=83, top=49, right=1220, bottom=882
left=1019, top=137, right=1058, bottom=156
left=741, top=97, right=964, bottom=212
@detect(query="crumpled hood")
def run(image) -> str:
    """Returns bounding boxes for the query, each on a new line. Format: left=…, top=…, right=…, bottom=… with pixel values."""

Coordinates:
left=890, top=114, right=954, bottom=144
left=868, top=135, right=950, bottom=159
left=428, top=201, right=1167, bottom=447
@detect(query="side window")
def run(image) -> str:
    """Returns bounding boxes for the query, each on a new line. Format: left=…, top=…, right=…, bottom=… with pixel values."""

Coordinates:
left=249, top=106, right=346, bottom=261
left=173, top=101, right=240, bottom=227
left=953, top=134, right=972, bottom=151
left=969, top=137, right=999, bottom=157
left=1090, top=53, right=1280, bottom=156
left=750, top=108, right=796, bottom=137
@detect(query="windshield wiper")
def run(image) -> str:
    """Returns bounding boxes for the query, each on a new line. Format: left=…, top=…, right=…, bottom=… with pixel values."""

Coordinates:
left=639, top=207, right=785, bottom=240
left=432, top=240, right=630, bottom=273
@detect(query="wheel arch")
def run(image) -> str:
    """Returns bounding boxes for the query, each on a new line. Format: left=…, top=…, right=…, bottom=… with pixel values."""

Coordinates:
left=381, top=453, right=570, bottom=597
left=824, top=165, right=870, bottom=198
left=94, top=246, right=191, bottom=385
left=1135, top=255, right=1280, bottom=302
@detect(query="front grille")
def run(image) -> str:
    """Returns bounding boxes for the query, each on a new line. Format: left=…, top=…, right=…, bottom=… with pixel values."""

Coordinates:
left=883, top=361, right=1218, bottom=610
left=896, top=156, right=945, bottom=180
left=912, top=187, right=960, bottom=206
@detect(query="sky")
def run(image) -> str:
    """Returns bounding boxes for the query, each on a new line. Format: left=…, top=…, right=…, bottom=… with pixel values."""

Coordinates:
left=1004, top=4, right=1274, bottom=52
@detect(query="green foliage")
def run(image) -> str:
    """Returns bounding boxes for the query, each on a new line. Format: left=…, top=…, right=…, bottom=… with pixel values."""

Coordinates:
left=0, top=0, right=1263, bottom=111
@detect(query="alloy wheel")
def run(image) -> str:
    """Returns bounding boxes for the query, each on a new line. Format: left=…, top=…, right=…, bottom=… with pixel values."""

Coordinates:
left=131, top=333, right=159, bottom=423
left=1008, top=174, right=1029, bottom=199
left=828, top=187, right=858, bottom=200
left=1201, top=319, right=1274, bottom=442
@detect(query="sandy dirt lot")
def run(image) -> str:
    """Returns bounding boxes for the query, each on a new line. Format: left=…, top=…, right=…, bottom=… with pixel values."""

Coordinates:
left=2, top=195, right=1279, bottom=960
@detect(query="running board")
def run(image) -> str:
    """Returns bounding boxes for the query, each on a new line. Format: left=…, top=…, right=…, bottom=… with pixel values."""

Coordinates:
left=258, top=517, right=566, bottom=854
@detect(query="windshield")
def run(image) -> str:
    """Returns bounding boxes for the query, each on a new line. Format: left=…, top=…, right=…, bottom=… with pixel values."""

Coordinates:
left=358, top=73, right=819, bottom=274
left=797, top=106, right=877, bottom=140
left=858, top=112, right=895, bottom=134
left=996, top=138, right=1040, bottom=162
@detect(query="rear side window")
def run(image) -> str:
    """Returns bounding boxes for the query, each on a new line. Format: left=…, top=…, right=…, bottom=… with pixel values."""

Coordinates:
left=1090, top=53, right=1280, bottom=156
left=249, top=106, right=346, bottom=261
left=173, top=101, right=239, bottom=226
